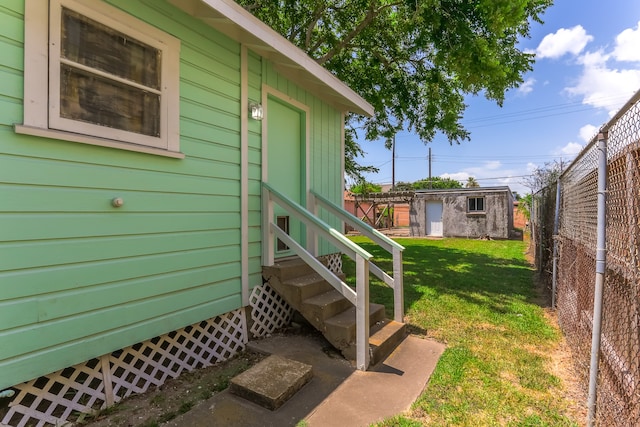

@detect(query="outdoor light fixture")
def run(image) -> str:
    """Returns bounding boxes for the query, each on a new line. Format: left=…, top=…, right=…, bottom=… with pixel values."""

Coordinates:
left=249, top=101, right=263, bottom=120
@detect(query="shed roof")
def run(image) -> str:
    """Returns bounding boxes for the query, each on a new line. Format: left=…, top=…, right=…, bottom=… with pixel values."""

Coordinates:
left=168, top=0, right=374, bottom=117
left=414, top=186, right=513, bottom=195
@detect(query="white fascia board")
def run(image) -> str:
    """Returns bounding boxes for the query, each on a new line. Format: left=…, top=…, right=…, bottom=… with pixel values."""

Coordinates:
left=170, top=0, right=374, bottom=117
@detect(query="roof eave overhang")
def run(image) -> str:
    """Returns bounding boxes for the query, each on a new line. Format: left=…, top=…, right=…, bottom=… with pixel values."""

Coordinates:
left=167, top=0, right=374, bottom=117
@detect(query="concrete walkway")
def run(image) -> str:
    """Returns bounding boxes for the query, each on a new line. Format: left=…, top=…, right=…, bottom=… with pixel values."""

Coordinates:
left=163, top=332, right=444, bottom=427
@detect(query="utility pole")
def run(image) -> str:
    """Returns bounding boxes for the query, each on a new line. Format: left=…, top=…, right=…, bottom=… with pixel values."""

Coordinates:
left=428, top=147, right=432, bottom=189
left=392, top=134, right=395, bottom=191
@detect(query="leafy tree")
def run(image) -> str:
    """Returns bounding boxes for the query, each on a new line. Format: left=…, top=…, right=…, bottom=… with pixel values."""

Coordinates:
left=393, top=181, right=415, bottom=191
left=518, top=193, right=532, bottom=220
left=238, top=0, right=552, bottom=178
left=523, top=160, right=566, bottom=193
left=349, top=181, right=382, bottom=194
left=413, top=176, right=463, bottom=189
left=380, top=177, right=462, bottom=190
left=466, top=177, right=480, bottom=188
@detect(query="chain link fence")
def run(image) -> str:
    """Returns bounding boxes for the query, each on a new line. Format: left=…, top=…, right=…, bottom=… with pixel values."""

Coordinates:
left=532, top=90, right=640, bottom=426
left=530, top=182, right=557, bottom=287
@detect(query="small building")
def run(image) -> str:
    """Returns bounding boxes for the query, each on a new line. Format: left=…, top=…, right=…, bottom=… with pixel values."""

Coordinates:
left=410, top=187, right=514, bottom=239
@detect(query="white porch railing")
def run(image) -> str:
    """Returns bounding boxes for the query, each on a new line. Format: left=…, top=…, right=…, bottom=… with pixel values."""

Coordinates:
left=262, top=182, right=404, bottom=370
left=310, top=190, right=404, bottom=322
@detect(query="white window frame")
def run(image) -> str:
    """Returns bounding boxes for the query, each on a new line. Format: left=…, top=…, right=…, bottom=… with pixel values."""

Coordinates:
left=17, top=0, right=182, bottom=157
left=467, top=196, right=485, bottom=213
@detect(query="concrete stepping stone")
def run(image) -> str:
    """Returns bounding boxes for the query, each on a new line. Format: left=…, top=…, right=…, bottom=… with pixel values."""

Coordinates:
left=229, top=355, right=313, bottom=410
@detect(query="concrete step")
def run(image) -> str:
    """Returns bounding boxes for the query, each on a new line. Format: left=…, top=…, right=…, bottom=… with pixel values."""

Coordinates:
left=369, top=320, right=407, bottom=365
left=323, top=303, right=386, bottom=352
left=229, top=355, right=313, bottom=410
left=301, top=290, right=353, bottom=329
left=269, top=272, right=334, bottom=307
left=263, top=257, right=316, bottom=282
left=262, top=257, right=407, bottom=369
left=339, top=319, right=407, bottom=364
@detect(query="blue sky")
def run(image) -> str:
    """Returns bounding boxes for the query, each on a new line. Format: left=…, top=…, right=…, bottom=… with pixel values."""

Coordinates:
left=354, top=0, right=640, bottom=195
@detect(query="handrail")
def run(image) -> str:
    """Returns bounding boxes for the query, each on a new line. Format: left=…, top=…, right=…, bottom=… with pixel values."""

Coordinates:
left=311, top=190, right=404, bottom=252
left=262, top=182, right=371, bottom=370
left=263, top=183, right=373, bottom=261
left=311, top=190, right=404, bottom=323
left=270, top=225, right=357, bottom=305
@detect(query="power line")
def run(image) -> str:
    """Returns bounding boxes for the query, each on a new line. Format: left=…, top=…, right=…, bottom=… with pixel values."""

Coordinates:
left=461, top=93, right=631, bottom=127
left=473, top=174, right=531, bottom=180
left=391, top=155, right=575, bottom=165
left=367, top=174, right=533, bottom=185
left=435, top=153, right=572, bottom=159
left=381, top=93, right=632, bottom=133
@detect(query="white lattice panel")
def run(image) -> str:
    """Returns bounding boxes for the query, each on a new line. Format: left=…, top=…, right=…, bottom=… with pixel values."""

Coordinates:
left=1, top=309, right=247, bottom=427
left=249, top=283, right=293, bottom=338
left=2, top=358, right=105, bottom=427
left=110, top=309, right=247, bottom=400
left=323, top=253, right=343, bottom=274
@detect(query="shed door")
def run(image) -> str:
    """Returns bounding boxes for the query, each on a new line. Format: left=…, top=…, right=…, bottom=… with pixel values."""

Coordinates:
left=426, top=201, right=443, bottom=237
left=267, top=96, right=305, bottom=257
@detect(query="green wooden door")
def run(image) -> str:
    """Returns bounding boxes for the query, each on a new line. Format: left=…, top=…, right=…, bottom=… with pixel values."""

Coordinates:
left=267, top=97, right=305, bottom=257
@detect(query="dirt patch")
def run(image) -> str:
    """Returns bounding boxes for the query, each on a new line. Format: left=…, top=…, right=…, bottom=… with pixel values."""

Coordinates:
left=543, top=309, right=589, bottom=425
left=526, top=236, right=588, bottom=425
left=76, top=350, right=266, bottom=427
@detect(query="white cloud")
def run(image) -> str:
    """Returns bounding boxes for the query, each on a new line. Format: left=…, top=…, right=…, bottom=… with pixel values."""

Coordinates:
left=579, top=49, right=609, bottom=68
left=442, top=161, right=529, bottom=194
left=613, top=21, right=640, bottom=62
left=566, top=59, right=640, bottom=114
left=441, top=172, right=470, bottom=183
left=553, top=142, right=583, bottom=158
left=485, top=160, right=502, bottom=170
left=535, top=25, right=593, bottom=59
left=565, top=24, right=640, bottom=115
left=518, top=78, right=536, bottom=95
left=579, top=124, right=598, bottom=142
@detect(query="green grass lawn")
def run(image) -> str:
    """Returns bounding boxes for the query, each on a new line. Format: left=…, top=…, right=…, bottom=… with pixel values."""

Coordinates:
left=343, top=237, right=578, bottom=427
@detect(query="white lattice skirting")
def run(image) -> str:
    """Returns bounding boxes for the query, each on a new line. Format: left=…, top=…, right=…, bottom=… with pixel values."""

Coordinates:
left=1, top=309, right=247, bottom=427
left=249, top=253, right=342, bottom=338
left=249, top=283, right=294, bottom=338
left=247, top=252, right=343, bottom=338
left=1, top=253, right=343, bottom=427
left=322, top=253, right=343, bottom=275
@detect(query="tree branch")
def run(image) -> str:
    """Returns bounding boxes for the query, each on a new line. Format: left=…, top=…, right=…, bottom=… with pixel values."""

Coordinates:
left=304, top=4, right=327, bottom=51
left=316, top=2, right=400, bottom=65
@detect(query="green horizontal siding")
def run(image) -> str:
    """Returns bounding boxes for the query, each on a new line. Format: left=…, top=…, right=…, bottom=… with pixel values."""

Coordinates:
left=0, top=0, right=251, bottom=390
left=2, top=262, right=240, bottom=329
left=1, top=184, right=238, bottom=212
left=0, top=96, right=22, bottom=127
left=1, top=0, right=348, bottom=390
left=2, top=228, right=240, bottom=268
left=0, top=277, right=241, bottom=361
left=2, top=244, right=238, bottom=300
left=0, top=4, right=22, bottom=42
left=1, top=154, right=241, bottom=194
left=1, top=294, right=242, bottom=389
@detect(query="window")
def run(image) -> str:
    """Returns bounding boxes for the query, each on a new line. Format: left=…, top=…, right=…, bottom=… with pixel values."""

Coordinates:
left=18, top=0, right=181, bottom=157
left=276, top=216, right=290, bottom=252
left=468, top=197, right=485, bottom=213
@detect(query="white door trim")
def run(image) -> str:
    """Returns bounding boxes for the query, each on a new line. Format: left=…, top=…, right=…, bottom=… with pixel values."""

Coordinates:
left=426, top=200, right=444, bottom=237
